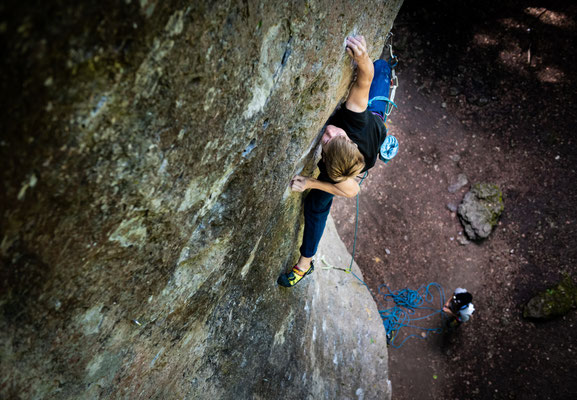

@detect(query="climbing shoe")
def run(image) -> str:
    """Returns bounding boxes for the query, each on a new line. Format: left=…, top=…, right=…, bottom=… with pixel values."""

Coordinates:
left=277, top=261, right=314, bottom=287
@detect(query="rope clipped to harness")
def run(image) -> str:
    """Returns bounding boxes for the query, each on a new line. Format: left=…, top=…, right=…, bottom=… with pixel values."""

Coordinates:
left=367, top=96, right=397, bottom=110
left=369, top=33, right=399, bottom=124
left=371, top=33, right=400, bottom=164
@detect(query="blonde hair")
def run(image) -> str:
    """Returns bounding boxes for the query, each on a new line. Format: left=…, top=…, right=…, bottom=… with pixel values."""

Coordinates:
left=323, top=136, right=365, bottom=182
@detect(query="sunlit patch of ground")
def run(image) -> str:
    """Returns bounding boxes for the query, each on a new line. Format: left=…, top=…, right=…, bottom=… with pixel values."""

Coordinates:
left=537, top=66, right=565, bottom=83
left=472, top=33, right=498, bottom=47
left=525, top=7, right=576, bottom=29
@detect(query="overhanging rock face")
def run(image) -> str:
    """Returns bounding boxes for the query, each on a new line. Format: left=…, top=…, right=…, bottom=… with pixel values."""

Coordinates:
left=0, top=1, right=402, bottom=398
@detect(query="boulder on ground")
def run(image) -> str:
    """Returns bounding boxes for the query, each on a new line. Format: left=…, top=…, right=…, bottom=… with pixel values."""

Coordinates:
left=458, top=183, right=504, bottom=240
left=523, top=274, right=577, bottom=320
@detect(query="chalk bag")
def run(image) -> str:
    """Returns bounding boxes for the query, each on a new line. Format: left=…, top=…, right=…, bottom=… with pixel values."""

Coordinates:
left=379, top=135, right=399, bottom=163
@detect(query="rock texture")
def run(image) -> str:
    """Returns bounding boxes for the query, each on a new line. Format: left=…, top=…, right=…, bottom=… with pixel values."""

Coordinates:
left=523, top=274, right=577, bottom=320
left=0, top=1, right=402, bottom=398
left=458, top=183, right=504, bottom=240
left=303, top=216, right=391, bottom=398
left=447, top=173, right=468, bottom=193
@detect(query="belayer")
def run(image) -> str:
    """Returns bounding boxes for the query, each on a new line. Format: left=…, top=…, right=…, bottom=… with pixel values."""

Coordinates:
left=443, top=288, right=475, bottom=329
left=278, top=35, right=398, bottom=287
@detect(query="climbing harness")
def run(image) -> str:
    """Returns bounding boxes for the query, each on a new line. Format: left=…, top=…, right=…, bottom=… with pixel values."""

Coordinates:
left=368, top=32, right=400, bottom=164
left=367, top=32, right=399, bottom=125
left=384, top=34, right=399, bottom=122
left=377, top=283, right=447, bottom=348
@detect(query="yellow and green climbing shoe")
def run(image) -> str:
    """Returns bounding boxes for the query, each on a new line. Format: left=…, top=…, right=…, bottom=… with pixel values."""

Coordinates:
left=277, top=261, right=314, bottom=287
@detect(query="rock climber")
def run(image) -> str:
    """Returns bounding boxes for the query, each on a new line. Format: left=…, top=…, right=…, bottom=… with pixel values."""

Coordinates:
left=278, top=35, right=394, bottom=287
left=443, top=288, right=475, bottom=329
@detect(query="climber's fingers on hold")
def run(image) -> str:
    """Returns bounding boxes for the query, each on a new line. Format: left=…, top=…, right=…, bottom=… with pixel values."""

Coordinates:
left=357, top=39, right=367, bottom=55
left=346, top=46, right=353, bottom=58
left=290, top=175, right=307, bottom=192
left=290, top=181, right=305, bottom=192
left=345, top=37, right=359, bottom=55
left=346, top=36, right=367, bottom=58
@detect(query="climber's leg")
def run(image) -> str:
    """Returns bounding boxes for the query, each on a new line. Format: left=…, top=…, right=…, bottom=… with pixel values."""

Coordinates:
left=299, top=188, right=334, bottom=259
left=367, top=59, right=392, bottom=118
left=277, top=189, right=333, bottom=287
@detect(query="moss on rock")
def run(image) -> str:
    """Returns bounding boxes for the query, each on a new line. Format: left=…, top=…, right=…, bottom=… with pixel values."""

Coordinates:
left=523, top=274, right=577, bottom=320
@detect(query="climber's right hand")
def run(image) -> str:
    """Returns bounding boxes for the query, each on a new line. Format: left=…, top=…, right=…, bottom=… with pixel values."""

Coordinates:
left=346, top=35, right=369, bottom=64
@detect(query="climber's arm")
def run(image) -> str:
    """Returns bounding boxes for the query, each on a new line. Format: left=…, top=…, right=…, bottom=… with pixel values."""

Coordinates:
left=290, top=175, right=359, bottom=198
left=443, top=298, right=457, bottom=317
left=442, top=305, right=456, bottom=316
left=345, top=35, right=374, bottom=113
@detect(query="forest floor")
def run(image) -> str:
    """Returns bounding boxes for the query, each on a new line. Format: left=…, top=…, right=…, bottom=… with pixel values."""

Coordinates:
left=332, top=1, right=577, bottom=399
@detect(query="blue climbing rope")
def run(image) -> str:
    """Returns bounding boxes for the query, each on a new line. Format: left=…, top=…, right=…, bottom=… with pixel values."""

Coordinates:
left=377, top=283, right=447, bottom=348
left=346, top=171, right=369, bottom=287
left=345, top=181, right=448, bottom=348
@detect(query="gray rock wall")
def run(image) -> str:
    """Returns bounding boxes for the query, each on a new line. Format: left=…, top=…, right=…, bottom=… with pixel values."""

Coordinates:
left=0, top=1, right=402, bottom=398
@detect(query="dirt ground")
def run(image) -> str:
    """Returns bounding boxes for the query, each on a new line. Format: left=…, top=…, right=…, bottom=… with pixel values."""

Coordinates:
left=332, top=1, right=577, bottom=399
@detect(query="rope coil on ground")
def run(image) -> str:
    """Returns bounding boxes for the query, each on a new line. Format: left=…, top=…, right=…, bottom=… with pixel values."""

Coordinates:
left=377, top=283, right=447, bottom=348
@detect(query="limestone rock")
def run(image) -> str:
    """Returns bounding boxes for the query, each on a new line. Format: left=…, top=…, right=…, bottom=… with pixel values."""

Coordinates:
left=448, top=173, right=468, bottom=193
left=0, top=1, right=402, bottom=398
left=523, top=275, right=577, bottom=320
left=458, top=183, right=504, bottom=240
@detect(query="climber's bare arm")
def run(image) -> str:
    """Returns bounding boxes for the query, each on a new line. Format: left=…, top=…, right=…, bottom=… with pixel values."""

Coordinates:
left=290, top=175, right=359, bottom=198
left=442, top=306, right=456, bottom=317
left=442, top=298, right=457, bottom=317
left=345, top=35, right=374, bottom=113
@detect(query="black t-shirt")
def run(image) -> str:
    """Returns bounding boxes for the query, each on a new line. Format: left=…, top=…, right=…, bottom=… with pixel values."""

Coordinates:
left=318, top=105, right=387, bottom=182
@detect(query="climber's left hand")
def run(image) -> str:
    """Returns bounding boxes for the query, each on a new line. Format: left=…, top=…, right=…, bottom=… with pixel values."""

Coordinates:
left=290, top=175, right=310, bottom=192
